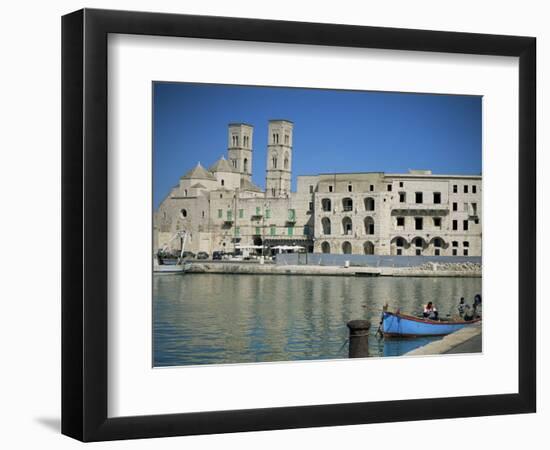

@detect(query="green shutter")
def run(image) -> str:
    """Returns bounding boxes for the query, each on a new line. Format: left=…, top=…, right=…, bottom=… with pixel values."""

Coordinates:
left=256, top=206, right=261, bottom=215
left=265, top=209, right=271, bottom=219
left=288, top=227, right=294, bottom=236
left=227, top=210, right=232, bottom=220
left=218, top=209, right=222, bottom=218
left=239, top=209, right=244, bottom=218
left=288, top=209, right=296, bottom=221
left=235, top=227, right=240, bottom=236
left=270, top=226, right=276, bottom=236
left=255, top=227, right=261, bottom=235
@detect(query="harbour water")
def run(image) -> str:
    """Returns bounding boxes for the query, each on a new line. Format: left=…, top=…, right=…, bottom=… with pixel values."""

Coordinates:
left=153, top=273, right=482, bottom=367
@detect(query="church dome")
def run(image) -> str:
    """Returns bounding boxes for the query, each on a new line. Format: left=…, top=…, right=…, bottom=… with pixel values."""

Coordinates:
left=208, top=156, right=237, bottom=173
left=181, top=162, right=216, bottom=181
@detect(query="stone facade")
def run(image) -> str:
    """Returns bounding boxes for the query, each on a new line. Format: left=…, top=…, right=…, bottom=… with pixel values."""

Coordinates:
left=154, top=120, right=482, bottom=257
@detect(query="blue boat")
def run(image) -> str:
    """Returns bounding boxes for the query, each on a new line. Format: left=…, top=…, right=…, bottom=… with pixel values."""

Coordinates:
left=382, top=311, right=480, bottom=337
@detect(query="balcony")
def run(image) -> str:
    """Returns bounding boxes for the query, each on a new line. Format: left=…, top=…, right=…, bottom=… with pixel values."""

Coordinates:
left=224, top=212, right=234, bottom=224
left=392, top=203, right=449, bottom=214
left=286, top=209, right=296, bottom=224
left=467, top=204, right=479, bottom=219
left=251, top=208, right=263, bottom=219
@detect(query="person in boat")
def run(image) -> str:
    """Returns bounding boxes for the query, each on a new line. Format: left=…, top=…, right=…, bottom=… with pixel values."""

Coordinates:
left=457, top=297, right=466, bottom=317
left=423, top=302, right=439, bottom=320
left=474, top=294, right=482, bottom=308
left=463, top=304, right=476, bottom=321
left=472, top=294, right=482, bottom=318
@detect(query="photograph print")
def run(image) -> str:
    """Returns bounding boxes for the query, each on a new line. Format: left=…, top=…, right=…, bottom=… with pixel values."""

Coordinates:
left=153, top=82, right=482, bottom=367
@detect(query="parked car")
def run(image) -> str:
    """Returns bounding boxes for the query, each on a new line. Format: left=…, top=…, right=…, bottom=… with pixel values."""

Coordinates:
left=197, top=251, right=209, bottom=260
left=181, top=251, right=196, bottom=259
left=212, top=251, right=223, bottom=260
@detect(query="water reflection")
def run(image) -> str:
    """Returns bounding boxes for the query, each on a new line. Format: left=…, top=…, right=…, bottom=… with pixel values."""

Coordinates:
left=153, top=274, right=481, bottom=366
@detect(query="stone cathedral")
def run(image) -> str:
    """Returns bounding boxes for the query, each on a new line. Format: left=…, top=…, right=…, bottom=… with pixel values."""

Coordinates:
left=154, top=119, right=482, bottom=257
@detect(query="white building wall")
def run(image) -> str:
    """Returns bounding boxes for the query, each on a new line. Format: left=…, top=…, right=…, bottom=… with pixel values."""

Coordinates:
left=154, top=124, right=482, bottom=258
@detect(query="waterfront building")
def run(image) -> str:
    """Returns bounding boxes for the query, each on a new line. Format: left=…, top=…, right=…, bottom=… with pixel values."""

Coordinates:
left=154, top=120, right=482, bottom=257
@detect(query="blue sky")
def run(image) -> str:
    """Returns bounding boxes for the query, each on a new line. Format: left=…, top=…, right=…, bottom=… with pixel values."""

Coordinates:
left=153, top=82, right=481, bottom=208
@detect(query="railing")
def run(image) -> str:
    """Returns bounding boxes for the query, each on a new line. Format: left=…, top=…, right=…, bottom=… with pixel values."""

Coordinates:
left=392, top=203, right=449, bottom=212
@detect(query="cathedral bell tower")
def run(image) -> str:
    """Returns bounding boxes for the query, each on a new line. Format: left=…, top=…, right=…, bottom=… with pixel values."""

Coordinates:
left=265, top=120, right=293, bottom=197
left=227, top=123, right=253, bottom=181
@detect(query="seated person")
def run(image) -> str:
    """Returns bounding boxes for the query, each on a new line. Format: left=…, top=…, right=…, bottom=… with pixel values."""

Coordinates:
left=463, top=305, right=476, bottom=321
left=457, top=297, right=466, bottom=317
left=423, top=302, right=439, bottom=320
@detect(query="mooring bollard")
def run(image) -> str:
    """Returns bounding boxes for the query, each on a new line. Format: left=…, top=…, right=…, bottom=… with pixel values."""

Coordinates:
left=346, top=320, right=370, bottom=358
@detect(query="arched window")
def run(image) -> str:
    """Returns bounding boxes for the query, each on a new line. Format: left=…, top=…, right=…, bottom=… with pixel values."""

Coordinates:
left=364, top=216, right=375, bottom=235
left=321, top=217, right=331, bottom=235
left=243, top=158, right=248, bottom=173
left=221, top=179, right=225, bottom=186
left=180, top=209, right=187, bottom=218
left=284, top=152, right=289, bottom=169
left=342, top=241, right=352, bottom=254
left=321, top=198, right=332, bottom=212
left=434, top=238, right=442, bottom=248
left=321, top=242, right=331, bottom=254
left=342, top=217, right=353, bottom=235
left=415, top=237, right=424, bottom=248
left=364, top=241, right=375, bottom=255
left=272, top=157, right=278, bottom=169
left=364, top=197, right=375, bottom=211
left=391, top=237, right=406, bottom=255
left=184, top=189, right=188, bottom=197
left=342, top=197, right=353, bottom=212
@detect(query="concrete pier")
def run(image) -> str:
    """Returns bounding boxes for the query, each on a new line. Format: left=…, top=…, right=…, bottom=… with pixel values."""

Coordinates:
left=404, top=322, right=482, bottom=356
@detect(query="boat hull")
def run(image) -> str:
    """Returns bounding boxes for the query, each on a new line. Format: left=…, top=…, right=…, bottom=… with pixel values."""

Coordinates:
left=382, top=311, right=480, bottom=337
left=153, top=264, right=186, bottom=273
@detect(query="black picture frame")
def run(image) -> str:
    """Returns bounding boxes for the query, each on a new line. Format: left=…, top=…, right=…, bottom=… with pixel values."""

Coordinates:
left=62, top=8, right=536, bottom=442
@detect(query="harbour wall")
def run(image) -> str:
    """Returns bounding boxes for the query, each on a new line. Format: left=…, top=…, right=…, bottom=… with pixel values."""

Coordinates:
left=186, top=260, right=481, bottom=277
left=275, top=253, right=481, bottom=268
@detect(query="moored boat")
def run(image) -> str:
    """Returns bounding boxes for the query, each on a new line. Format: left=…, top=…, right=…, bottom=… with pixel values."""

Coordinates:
left=382, top=310, right=480, bottom=338
left=153, top=259, right=190, bottom=273
left=153, top=230, right=190, bottom=274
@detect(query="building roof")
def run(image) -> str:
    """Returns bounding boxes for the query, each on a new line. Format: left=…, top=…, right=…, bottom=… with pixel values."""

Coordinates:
left=240, top=178, right=263, bottom=192
left=181, top=163, right=216, bottom=181
left=314, top=170, right=481, bottom=180
left=228, top=122, right=254, bottom=128
left=190, top=183, right=207, bottom=189
left=269, top=119, right=294, bottom=124
left=209, top=157, right=237, bottom=173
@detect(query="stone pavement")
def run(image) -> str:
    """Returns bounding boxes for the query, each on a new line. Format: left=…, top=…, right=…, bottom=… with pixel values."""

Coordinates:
left=404, top=322, right=482, bottom=356
left=443, top=333, right=482, bottom=354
